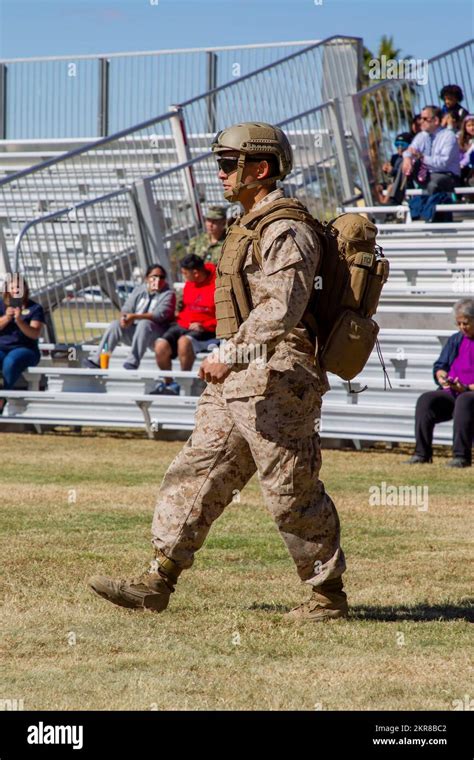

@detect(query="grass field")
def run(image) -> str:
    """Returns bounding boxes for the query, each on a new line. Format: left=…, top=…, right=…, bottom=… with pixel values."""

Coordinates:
left=51, top=305, right=119, bottom=344
left=1, top=431, right=472, bottom=711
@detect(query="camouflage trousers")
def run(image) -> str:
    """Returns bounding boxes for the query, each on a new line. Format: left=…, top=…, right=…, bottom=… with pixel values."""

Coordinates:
left=151, top=374, right=346, bottom=587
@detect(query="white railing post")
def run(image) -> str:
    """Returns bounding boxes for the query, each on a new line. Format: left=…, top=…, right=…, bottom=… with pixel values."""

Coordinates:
left=348, top=92, right=374, bottom=205
left=329, top=98, right=354, bottom=203
left=98, top=58, right=109, bottom=137
left=0, top=63, right=6, bottom=140
left=132, top=178, right=169, bottom=275
left=0, top=221, right=12, bottom=278
left=169, top=106, right=203, bottom=229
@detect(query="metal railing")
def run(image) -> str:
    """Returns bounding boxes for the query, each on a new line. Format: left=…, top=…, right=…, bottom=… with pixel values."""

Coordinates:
left=12, top=187, right=150, bottom=343
left=0, top=40, right=321, bottom=139
left=351, top=39, right=474, bottom=198
left=278, top=101, right=357, bottom=214
left=420, top=40, right=473, bottom=109
left=144, top=100, right=358, bottom=283
left=176, top=36, right=362, bottom=135
left=0, top=35, right=362, bottom=276
left=9, top=95, right=358, bottom=343
left=0, top=108, right=185, bottom=274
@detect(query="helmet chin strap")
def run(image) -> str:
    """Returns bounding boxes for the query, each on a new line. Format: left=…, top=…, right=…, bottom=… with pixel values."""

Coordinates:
left=223, top=151, right=286, bottom=201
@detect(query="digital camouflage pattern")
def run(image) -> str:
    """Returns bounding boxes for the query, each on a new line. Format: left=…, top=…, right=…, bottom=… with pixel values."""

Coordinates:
left=187, top=231, right=226, bottom=264
left=169, top=232, right=225, bottom=280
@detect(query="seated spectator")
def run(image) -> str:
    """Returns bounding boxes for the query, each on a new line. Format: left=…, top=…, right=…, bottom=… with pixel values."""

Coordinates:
left=439, top=84, right=469, bottom=127
left=444, top=111, right=462, bottom=135
left=459, top=114, right=474, bottom=185
left=406, top=298, right=474, bottom=468
left=169, top=206, right=227, bottom=280
left=375, top=132, right=413, bottom=204
left=0, top=275, right=44, bottom=412
left=84, top=264, right=175, bottom=370
left=402, top=106, right=461, bottom=222
left=411, top=113, right=422, bottom=135
left=150, top=254, right=218, bottom=395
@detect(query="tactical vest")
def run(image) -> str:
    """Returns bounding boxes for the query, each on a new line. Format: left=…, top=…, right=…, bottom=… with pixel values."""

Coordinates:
left=214, top=197, right=317, bottom=339
left=214, top=198, right=390, bottom=384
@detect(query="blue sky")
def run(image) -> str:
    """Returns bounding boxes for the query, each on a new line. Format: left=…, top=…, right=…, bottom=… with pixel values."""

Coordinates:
left=0, top=0, right=472, bottom=61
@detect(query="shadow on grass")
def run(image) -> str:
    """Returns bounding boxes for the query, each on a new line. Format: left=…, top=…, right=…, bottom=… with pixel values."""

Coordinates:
left=349, top=602, right=473, bottom=622
left=249, top=601, right=474, bottom=622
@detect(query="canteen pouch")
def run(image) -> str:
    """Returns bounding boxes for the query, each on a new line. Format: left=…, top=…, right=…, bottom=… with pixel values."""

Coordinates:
left=321, top=309, right=380, bottom=380
left=363, top=258, right=390, bottom=318
left=341, top=251, right=375, bottom=311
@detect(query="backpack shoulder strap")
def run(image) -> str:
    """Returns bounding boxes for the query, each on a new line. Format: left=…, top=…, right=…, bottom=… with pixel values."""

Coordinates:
left=251, top=206, right=322, bottom=268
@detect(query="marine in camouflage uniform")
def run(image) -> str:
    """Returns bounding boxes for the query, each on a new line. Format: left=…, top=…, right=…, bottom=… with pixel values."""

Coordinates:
left=170, top=207, right=227, bottom=281
left=188, top=206, right=227, bottom=264
left=90, top=123, right=347, bottom=621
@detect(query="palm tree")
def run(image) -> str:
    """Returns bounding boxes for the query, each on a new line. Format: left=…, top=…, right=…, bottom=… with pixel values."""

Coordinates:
left=359, top=36, right=417, bottom=190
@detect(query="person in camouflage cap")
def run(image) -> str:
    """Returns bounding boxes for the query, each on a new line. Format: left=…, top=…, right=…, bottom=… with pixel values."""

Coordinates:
left=170, top=207, right=227, bottom=281
left=89, top=122, right=347, bottom=622
left=188, top=206, right=228, bottom=265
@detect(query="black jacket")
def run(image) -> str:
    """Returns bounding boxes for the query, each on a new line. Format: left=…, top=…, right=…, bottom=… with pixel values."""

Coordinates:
left=432, top=331, right=464, bottom=385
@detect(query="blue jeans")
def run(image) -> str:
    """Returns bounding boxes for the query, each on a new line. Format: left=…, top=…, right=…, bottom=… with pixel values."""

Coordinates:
left=0, top=347, right=41, bottom=389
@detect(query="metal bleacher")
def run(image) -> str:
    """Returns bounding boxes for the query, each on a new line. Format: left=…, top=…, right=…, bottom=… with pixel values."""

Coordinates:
left=0, top=326, right=457, bottom=445
left=0, top=36, right=473, bottom=446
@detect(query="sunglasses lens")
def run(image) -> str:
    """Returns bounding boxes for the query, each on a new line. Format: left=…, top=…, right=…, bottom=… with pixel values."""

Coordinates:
left=217, top=158, right=238, bottom=174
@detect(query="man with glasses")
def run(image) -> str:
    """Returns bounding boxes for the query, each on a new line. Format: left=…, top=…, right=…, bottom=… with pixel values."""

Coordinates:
left=402, top=105, right=461, bottom=195
left=89, top=122, right=347, bottom=622
left=84, top=264, right=175, bottom=371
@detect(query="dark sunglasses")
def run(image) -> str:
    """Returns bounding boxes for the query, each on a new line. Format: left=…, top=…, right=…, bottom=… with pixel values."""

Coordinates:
left=216, top=157, right=240, bottom=174
left=216, top=156, right=264, bottom=174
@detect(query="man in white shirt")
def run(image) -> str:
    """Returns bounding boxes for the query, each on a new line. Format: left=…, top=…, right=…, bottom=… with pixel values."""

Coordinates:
left=402, top=105, right=461, bottom=195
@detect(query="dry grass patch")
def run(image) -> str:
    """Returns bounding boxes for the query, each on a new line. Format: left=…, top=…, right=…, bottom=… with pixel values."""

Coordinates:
left=1, top=432, right=472, bottom=710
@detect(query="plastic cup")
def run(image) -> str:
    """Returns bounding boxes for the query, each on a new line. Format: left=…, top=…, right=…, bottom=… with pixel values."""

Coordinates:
left=99, top=352, right=110, bottom=369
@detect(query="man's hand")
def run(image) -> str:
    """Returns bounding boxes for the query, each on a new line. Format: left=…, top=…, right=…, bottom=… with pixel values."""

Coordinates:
left=402, top=156, right=413, bottom=176
left=120, top=314, right=133, bottom=328
left=198, top=356, right=232, bottom=384
left=382, top=161, right=392, bottom=174
left=189, top=322, right=204, bottom=333
left=5, top=306, right=15, bottom=319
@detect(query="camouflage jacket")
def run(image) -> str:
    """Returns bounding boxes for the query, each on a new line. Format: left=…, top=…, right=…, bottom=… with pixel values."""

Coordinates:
left=216, top=188, right=329, bottom=399
left=188, top=232, right=225, bottom=264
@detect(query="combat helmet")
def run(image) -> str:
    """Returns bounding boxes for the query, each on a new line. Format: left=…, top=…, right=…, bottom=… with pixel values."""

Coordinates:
left=211, top=122, right=293, bottom=201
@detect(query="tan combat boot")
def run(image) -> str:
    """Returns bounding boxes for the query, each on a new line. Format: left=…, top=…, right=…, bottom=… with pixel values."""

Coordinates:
left=286, top=577, right=348, bottom=621
left=89, top=551, right=181, bottom=612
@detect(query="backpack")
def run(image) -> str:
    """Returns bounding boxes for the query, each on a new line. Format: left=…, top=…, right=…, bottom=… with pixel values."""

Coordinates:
left=218, top=200, right=390, bottom=383
left=301, top=213, right=390, bottom=381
